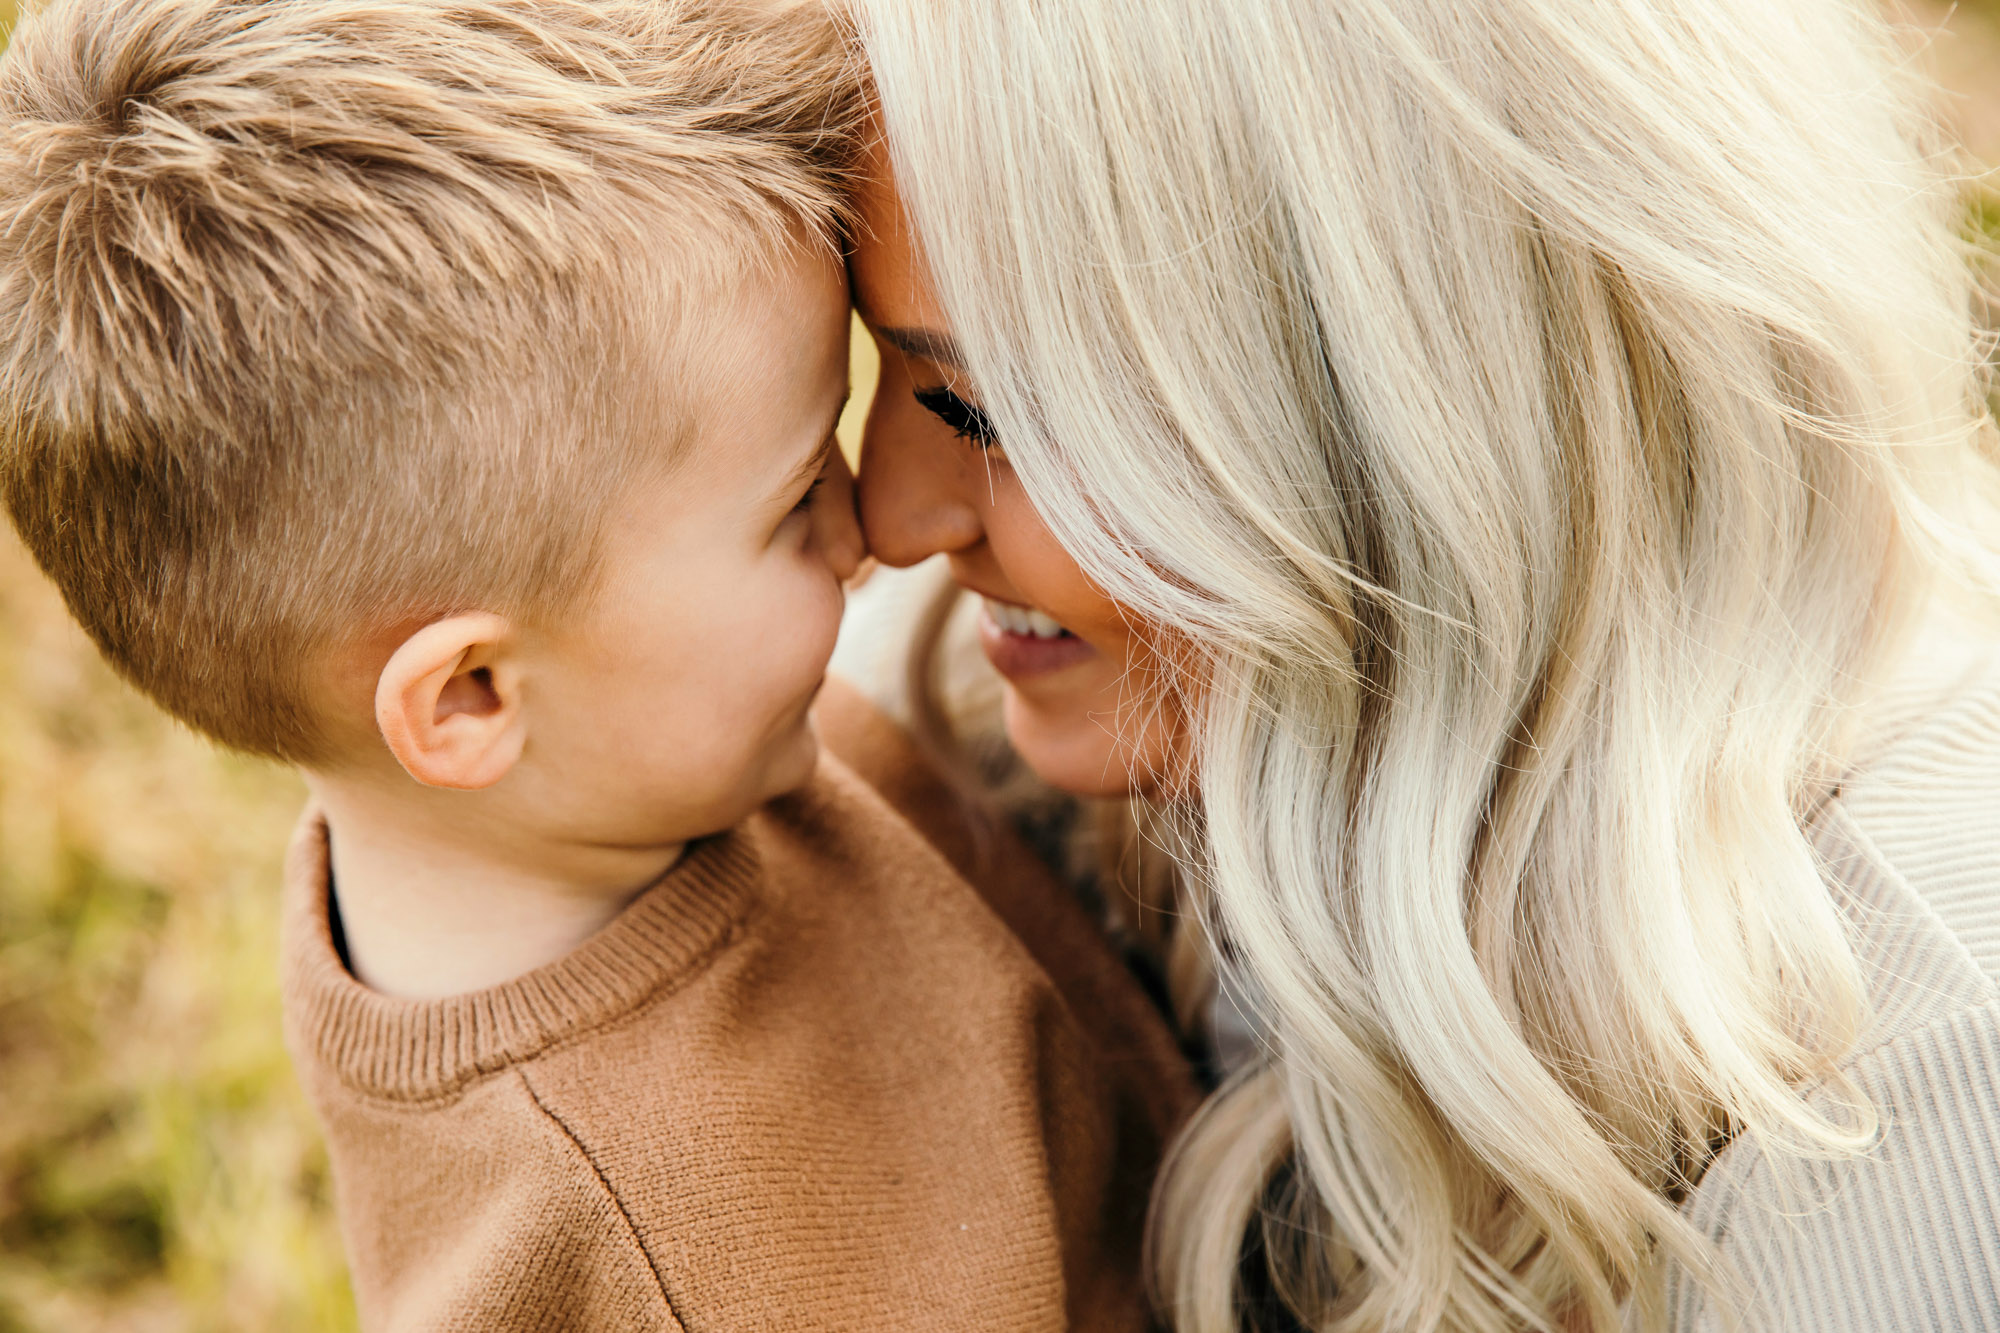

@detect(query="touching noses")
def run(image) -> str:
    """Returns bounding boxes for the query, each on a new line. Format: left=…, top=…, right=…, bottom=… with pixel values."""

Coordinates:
left=854, top=369, right=985, bottom=568
left=811, top=447, right=865, bottom=582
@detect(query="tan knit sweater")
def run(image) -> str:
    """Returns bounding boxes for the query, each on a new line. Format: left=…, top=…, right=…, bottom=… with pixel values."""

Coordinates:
left=282, top=680, right=1198, bottom=1333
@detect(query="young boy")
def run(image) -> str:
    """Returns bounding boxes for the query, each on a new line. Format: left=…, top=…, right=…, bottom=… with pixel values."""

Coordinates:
left=0, top=0, right=1194, bottom=1327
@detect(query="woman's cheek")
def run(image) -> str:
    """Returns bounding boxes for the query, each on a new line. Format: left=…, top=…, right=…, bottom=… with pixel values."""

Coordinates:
left=986, top=488, right=1122, bottom=645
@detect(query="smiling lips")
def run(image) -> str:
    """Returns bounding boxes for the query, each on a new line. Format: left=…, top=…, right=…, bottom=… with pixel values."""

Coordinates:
left=982, top=596, right=1068, bottom=640
left=975, top=595, right=1098, bottom=679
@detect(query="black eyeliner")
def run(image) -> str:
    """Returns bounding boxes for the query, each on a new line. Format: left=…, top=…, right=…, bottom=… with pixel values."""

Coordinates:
left=912, top=385, right=997, bottom=447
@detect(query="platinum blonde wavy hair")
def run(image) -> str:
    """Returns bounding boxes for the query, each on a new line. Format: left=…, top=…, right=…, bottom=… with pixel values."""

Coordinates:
left=852, top=0, right=2000, bottom=1329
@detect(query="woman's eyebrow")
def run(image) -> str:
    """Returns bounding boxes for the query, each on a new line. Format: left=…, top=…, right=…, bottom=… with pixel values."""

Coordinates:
left=876, top=325, right=964, bottom=371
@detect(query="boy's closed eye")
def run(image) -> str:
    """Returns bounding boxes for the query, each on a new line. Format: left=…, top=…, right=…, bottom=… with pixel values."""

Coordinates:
left=774, top=430, right=840, bottom=531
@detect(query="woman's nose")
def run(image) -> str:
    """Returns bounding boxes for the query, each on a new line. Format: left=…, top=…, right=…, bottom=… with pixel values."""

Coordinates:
left=855, top=367, right=986, bottom=567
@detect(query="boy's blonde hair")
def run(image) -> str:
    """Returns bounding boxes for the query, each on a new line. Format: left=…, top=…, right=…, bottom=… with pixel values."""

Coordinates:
left=0, top=0, right=862, bottom=763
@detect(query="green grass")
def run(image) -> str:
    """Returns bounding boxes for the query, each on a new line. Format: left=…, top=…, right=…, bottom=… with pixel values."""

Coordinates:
left=1972, top=185, right=2000, bottom=424
left=0, top=534, right=355, bottom=1331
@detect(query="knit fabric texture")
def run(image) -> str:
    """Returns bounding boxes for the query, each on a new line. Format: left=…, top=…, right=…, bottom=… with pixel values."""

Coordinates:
left=1664, top=655, right=2000, bottom=1330
left=282, top=679, right=1198, bottom=1332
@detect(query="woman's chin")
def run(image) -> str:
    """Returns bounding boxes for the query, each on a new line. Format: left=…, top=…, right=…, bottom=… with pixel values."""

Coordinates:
left=1000, top=686, right=1165, bottom=799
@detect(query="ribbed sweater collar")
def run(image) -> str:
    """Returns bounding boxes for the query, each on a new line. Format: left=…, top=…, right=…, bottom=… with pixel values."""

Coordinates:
left=280, top=809, right=762, bottom=1101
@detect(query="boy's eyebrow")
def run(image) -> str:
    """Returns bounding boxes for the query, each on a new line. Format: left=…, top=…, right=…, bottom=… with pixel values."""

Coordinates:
left=874, top=326, right=963, bottom=371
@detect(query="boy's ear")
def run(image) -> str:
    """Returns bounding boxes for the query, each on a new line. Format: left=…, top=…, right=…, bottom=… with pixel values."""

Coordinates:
left=374, top=613, right=526, bottom=790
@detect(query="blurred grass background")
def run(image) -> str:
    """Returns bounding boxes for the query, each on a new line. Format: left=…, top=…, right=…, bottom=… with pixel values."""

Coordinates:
left=0, top=1, right=1995, bottom=1329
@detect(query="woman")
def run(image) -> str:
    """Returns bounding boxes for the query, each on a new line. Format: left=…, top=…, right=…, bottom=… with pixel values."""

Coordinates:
left=839, top=0, right=2000, bottom=1329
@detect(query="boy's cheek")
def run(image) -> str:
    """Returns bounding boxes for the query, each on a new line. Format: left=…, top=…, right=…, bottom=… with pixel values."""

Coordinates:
left=782, top=565, right=849, bottom=677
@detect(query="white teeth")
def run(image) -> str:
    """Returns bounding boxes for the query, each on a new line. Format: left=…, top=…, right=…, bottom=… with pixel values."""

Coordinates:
left=982, top=595, right=1068, bottom=639
left=1024, top=608, right=1066, bottom=639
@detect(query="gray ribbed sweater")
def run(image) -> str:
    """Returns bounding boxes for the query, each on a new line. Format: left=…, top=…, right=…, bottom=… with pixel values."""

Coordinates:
left=1665, top=659, right=2000, bottom=1331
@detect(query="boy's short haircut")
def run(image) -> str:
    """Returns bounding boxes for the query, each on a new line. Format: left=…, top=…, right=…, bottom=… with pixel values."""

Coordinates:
left=0, top=0, right=863, bottom=763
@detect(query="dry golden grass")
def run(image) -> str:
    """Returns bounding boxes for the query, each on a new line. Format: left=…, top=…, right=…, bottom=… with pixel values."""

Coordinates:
left=0, top=518, right=353, bottom=1331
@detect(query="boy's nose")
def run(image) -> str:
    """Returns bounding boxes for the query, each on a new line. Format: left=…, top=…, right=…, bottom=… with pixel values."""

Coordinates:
left=855, top=388, right=984, bottom=568
left=813, top=448, right=865, bottom=582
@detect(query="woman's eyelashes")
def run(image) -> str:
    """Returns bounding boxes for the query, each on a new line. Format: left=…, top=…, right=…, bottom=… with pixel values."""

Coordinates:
left=912, top=385, right=998, bottom=448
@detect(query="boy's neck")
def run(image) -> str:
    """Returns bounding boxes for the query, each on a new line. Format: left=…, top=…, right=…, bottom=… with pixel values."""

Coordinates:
left=305, top=776, right=685, bottom=1001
